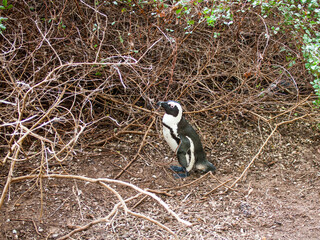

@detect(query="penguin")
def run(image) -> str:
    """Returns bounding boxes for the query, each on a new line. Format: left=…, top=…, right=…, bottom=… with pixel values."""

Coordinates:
left=157, top=100, right=216, bottom=177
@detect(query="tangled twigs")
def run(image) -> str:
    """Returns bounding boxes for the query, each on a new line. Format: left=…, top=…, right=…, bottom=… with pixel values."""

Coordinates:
left=202, top=178, right=233, bottom=198
left=116, top=116, right=156, bottom=179
left=57, top=194, right=145, bottom=240
left=226, top=95, right=312, bottom=189
left=0, top=146, right=18, bottom=208
left=58, top=194, right=178, bottom=240
left=58, top=200, right=123, bottom=240
left=229, top=113, right=310, bottom=189
left=10, top=174, right=191, bottom=239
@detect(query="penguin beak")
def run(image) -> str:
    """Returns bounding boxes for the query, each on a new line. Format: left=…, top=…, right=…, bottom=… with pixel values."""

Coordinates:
left=156, top=101, right=164, bottom=108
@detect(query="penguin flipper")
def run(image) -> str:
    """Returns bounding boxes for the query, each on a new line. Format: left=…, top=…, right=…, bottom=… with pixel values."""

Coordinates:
left=176, top=136, right=191, bottom=170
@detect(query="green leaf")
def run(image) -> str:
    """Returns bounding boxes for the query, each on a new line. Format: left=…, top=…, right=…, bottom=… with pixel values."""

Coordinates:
left=188, top=19, right=194, bottom=25
left=2, top=0, right=7, bottom=8
left=119, top=35, right=124, bottom=44
left=0, top=6, right=5, bottom=10
left=176, top=8, right=182, bottom=14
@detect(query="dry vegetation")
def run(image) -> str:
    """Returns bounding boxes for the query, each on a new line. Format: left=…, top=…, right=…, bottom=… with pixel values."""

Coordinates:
left=0, top=1, right=320, bottom=239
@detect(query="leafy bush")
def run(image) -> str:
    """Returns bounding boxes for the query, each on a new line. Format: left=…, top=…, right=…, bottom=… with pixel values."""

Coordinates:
left=117, top=0, right=320, bottom=106
left=258, top=0, right=320, bottom=106
left=0, top=16, right=7, bottom=33
left=0, top=0, right=12, bottom=33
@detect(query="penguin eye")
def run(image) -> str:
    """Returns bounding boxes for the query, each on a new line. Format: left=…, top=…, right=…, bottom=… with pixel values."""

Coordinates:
left=169, top=103, right=175, bottom=108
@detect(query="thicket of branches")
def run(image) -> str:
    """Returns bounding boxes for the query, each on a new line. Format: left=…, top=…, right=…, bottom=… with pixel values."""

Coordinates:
left=0, top=0, right=318, bottom=238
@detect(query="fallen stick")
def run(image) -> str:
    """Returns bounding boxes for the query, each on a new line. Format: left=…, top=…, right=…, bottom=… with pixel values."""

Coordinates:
left=228, top=113, right=309, bottom=189
left=10, top=173, right=192, bottom=227
left=115, top=116, right=156, bottom=179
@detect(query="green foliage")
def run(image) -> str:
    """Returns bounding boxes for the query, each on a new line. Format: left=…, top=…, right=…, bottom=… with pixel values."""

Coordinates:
left=0, top=16, right=7, bottom=32
left=59, top=21, right=66, bottom=29
left=170, top=0, right=234, bottom=35
left=0, top=0, right=12, bottom=10
left=255, top=0, right=320, bottom=106
left=172, top=0, right=320, bottom=106
left=0, top=0, right=12, bottom=34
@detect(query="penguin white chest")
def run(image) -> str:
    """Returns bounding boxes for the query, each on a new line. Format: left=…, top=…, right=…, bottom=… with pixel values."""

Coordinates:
left=163, top=125, right=179, bottom=152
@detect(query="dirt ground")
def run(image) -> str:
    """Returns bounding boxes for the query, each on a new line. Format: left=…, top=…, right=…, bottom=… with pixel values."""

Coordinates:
left=1, top=118, right=320, bottom=240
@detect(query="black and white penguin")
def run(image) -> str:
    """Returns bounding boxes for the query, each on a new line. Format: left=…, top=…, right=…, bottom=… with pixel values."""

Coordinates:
left=157, top=100, right=216, bottom=177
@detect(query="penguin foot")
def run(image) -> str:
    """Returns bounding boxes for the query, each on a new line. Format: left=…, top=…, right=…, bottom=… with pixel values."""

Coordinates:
left=170, top=166, right=189, bottom=178
left=170, top=165, right=185, bottom=172
left=173, top=172, right=190, bottom=178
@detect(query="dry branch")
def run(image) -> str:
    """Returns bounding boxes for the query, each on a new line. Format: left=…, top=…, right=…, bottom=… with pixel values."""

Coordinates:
left=10, top=173, right=192, bottom=228
left=116, top=116, right=156, bottom=179
left=229, top=113, right=310, bottom=189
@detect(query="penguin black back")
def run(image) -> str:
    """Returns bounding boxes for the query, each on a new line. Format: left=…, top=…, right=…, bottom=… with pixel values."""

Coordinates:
left=177, top=117, right=206, bottom=160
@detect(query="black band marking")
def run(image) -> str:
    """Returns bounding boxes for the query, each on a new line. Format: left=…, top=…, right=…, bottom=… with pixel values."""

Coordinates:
left=162, top=123, right=180, bottom=145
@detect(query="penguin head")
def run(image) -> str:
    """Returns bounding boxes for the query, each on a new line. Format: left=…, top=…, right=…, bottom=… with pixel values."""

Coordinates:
left=156, top=100, right=183, bottom=119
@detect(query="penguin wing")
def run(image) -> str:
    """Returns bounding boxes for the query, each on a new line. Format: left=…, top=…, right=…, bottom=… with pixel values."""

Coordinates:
left=176, top=135, right=191, bottom=170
